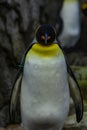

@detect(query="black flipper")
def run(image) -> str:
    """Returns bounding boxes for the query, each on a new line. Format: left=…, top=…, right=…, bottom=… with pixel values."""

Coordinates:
left=10, top=70, right=22, bottom=123
left=57, top=40, right=83, bottom=122
left=68, top=74, right=83, bottom=122
left=65, top=55, right=83, bottom=122
left=10, top=42, right=35, bottom=123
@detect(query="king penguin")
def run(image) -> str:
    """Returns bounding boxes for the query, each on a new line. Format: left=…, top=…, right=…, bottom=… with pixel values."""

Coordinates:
left=59, top=0, right=80, bottom=48
left=10, top=24, right=83, bottom=130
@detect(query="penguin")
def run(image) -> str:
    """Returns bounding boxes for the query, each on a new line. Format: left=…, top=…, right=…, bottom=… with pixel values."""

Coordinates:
left=10, top=24, right=83, bottom=130
left=59, top=0, right=80, bottom=48
left=81, top=2, right=87, bottom=17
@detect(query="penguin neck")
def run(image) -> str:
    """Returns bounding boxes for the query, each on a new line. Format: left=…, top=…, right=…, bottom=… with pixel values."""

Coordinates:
left=28, top=43, right=62, bottom=58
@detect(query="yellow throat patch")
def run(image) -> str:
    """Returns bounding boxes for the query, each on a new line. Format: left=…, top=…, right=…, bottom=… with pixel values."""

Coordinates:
left=26, top=43, right=63, bottom=59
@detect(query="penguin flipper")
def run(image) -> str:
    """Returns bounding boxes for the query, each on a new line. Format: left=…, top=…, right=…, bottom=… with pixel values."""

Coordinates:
left=62, top=52, right=83, bottom=122
left=68, top=74, right=83, bottom=123
left=10, top=70, right=22, bottom=123
left=10, top=40, right=34, bottom=123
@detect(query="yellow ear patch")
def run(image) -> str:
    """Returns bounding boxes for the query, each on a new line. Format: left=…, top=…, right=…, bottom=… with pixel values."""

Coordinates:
left=26, top=43, right=63, bottom=59
left=82, top=3, right=87, bottom=10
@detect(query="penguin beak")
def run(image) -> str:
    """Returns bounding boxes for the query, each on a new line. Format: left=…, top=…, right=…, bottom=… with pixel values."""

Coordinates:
left=45, top=33, right=48, bottom=45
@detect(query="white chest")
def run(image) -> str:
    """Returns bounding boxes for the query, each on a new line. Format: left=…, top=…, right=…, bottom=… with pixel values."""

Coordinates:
left=21, top=54, right=70, bottom=130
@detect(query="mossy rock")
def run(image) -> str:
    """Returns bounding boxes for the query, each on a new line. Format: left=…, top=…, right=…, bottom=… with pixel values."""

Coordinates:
left=71, top=66, right=87, bottom=100
left=71, top=66, right=87, bottom=80
left=63, top=112, right=87, bottom=130
left=84, top=100, right=87, bottom=111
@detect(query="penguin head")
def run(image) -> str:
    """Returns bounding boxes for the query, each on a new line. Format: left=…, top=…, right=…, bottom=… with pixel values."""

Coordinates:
left=35, top=24, right=56, bottom=46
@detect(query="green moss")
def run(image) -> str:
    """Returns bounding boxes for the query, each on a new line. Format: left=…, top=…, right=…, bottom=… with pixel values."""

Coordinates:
left=84, top=100, right=87, bottom=105
left=71, top=66, right=87, bottom=100
left=72, top=66, right=87, bottom=80
left=78, top=80, right=87, bottom=89
left=78, top=80, right=87, bottom=100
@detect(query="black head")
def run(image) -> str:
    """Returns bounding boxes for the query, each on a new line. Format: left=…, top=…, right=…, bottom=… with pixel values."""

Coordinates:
left=35, top=24, right=56, bottom=45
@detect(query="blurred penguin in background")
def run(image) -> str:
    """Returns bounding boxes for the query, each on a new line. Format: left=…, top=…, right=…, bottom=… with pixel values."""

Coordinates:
left=58, top=0, right=80, bottom=49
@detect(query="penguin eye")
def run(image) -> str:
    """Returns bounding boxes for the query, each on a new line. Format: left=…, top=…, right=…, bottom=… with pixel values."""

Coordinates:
left=41, top=35, right=51, bottom=40
left=47, top=36, right=51, bottom=40
left=41, top=35, right=45, bottom=40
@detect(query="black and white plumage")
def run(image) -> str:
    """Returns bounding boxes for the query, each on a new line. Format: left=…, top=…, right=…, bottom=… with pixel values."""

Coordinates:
left=10, top=25, right=83, bottom=130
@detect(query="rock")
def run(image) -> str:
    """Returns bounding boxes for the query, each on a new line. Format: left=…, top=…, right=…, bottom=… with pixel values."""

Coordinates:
left=63, top=112, right=87, bottom=130
left=6, top=124, right=24, bottom=130
left=71, top=66, right=87, bottom=100
left=0, top=93, right=4, bottom=109
left=6, top=9, right=25, bottom=63
left=67, top=52, right=87, bottom=66
left=0, top=105, right=10, bottom=127
left=0, top=128, right=5, bottom=130
left=0, top=125, right=24, bottom=130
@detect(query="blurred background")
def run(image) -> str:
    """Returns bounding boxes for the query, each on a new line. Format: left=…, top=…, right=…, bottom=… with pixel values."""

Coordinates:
left=0, top=0, right=87, bottom=129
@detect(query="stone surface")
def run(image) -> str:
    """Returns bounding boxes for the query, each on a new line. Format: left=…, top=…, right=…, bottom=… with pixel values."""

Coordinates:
left=0, top=128, right=5, bottom=130
left=6, top=125, right=24, bottom=130
left=63, top=112, right=87, bottom=130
